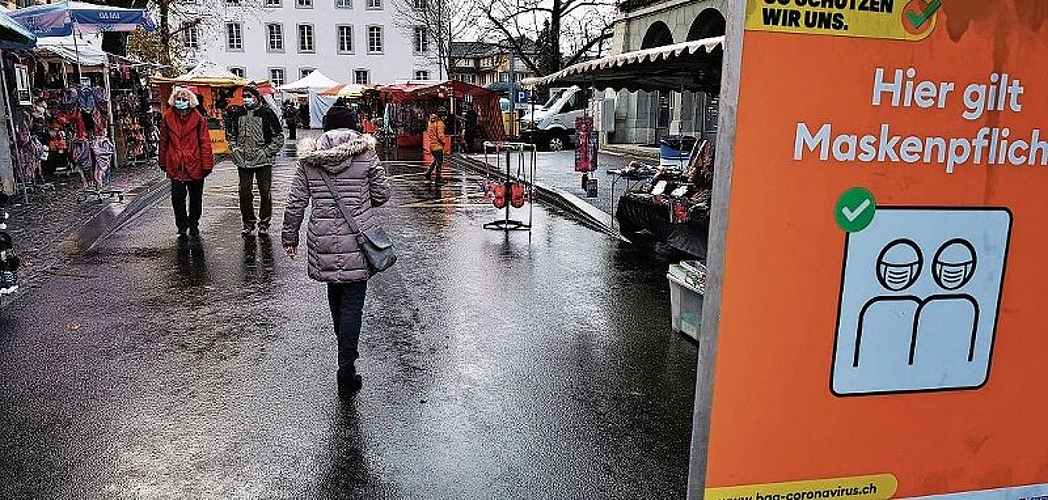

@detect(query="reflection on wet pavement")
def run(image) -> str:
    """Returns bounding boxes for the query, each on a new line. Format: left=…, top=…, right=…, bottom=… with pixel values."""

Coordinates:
left=0, top=148, right=697, bottom=499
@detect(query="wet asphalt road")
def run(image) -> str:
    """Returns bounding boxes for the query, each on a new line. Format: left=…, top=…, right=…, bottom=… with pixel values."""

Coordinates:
left=0, top=148, right=698, bottom=499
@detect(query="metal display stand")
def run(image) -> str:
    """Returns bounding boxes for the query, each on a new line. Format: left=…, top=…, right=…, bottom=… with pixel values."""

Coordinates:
left=76, top=150, right=122, bottom=203
left=482, top=141, right=536, bottom=232
left=607, top=170, right=656, bottom=230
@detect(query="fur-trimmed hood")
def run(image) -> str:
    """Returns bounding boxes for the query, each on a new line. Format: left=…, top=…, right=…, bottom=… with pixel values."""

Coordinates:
left=297, top=129, right=377, bottom=173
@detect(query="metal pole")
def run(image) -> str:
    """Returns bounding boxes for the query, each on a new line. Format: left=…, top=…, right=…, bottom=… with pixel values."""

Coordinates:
left=103, top=60, right=115, bottom=143
left=0, top=56, right=26, bottom=202
left=507, top=53, right=515, bottom=139
left=72, top=25, right=83, bottom=85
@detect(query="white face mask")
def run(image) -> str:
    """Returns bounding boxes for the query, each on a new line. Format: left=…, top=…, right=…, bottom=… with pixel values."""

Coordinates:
left=935, top=262, right=973, bottom=290
left=879, top=263, right=920, bottom=291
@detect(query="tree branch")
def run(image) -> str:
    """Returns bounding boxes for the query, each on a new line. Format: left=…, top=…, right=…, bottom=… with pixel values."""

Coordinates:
left=483, top=8, right=542, bottom=74
left=563, top=29, right=612, bottom=67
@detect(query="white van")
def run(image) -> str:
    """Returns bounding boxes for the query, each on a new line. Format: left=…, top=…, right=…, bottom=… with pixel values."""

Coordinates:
left=519, top=86, right=586, bottom=151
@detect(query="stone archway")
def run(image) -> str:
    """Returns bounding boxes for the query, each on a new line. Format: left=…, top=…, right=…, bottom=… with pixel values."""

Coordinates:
left=641, top=21, right=674, bottom=49
left=688, top=8, right=726, bottom=41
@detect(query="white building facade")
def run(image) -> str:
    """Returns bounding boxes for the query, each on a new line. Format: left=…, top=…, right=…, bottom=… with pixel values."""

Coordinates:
left=183, top=0, right=440, bottom=87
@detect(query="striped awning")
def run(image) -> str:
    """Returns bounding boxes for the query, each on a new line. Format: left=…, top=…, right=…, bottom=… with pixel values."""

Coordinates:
left=522, top=37, right=724, bottom=94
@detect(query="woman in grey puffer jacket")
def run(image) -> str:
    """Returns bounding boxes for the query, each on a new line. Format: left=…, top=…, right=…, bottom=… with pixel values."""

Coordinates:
left=282, top=106, right=391, bottom=397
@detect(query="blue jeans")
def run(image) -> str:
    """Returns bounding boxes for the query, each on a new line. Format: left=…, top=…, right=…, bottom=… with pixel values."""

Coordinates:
left=327, top=281, right=368, bottom=373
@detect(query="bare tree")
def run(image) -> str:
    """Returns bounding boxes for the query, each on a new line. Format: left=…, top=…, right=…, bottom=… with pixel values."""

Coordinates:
left=479, top=0, right=615, bottom=77
left=393, top=0, right=478, bottom=80
left=108, top=0, right=267, bottom=74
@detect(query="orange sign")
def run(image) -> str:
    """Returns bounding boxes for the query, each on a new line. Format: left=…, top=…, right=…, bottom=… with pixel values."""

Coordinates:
left=699, top=2, right=1048, bottom=499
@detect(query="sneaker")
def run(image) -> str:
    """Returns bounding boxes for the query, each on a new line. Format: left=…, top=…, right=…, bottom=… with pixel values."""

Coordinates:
left=1, top=255, right=17, bottom=295
left=1, top=270, right=16, bottom=295
left=241, top=224, right=255, bottom=236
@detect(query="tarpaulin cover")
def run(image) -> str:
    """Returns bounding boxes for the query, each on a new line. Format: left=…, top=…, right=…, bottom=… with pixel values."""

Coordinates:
left=308, top=92, right=338, bottom=129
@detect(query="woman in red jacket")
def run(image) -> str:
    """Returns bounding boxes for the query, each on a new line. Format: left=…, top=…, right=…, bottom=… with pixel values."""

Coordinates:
left=160, top=86, right=215, bottom=237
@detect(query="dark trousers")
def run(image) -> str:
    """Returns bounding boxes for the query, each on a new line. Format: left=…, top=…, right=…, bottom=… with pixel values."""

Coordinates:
left=327, top=282, right=368, bottom=373
left=238, top=166, right=273, bottom=228
left=171, top=179, right=204, bottom=231
left=288, top=123, right=297, bottom=140
left=427, top=151, right=444, bottom=176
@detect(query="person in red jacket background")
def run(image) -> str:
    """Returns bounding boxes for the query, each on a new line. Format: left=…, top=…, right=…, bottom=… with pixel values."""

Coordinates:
left=160, top=86, right=215, bottom=237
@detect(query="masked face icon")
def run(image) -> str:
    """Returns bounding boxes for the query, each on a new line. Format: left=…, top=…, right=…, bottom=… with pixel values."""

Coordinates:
left=933, top=239, right=977, bottom=290
left=877, top=240, right=923, bottom=292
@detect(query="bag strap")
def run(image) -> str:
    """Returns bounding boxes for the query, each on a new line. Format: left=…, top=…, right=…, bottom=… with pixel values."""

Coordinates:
left=318, top=169, right=363, bottom=235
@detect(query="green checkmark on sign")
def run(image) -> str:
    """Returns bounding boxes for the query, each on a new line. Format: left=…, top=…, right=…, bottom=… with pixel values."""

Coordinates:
left=835, top=187, right=877, bottom=232
left=906, top=0, right=941, bottom=28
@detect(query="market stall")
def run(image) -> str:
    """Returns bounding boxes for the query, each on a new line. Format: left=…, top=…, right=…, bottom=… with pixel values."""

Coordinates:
left=522, top=37, right=724, bottom=259
left=3, top=36, right=119, bottom=201
left=150, top=62, right=277, bottom=155
left=6, top=0, right=155, bottom=201
left=0, top=7, right=35, bottom=301
left=276, top=70, right=339, bottom=129
left=380, top=80, right=504, bottom=157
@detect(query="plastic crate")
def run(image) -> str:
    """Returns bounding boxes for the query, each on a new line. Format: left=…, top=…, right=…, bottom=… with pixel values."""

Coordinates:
left=668, top=267, right=704, bottom=341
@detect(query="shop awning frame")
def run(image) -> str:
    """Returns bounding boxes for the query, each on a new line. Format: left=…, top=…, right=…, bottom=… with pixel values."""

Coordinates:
left=522, top=37, right=724, bottom=94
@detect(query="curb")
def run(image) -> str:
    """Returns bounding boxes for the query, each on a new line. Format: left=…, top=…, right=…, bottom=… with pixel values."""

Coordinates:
left=59, top=175, right=169, bottom=254
left=600, top=144, right=660, bottom=161
left=448, top=154, right=623, bottom=239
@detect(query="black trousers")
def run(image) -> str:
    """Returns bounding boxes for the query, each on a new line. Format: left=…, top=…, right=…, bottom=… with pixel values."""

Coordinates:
left=171, top=179, right=204, bottom=231
left=238, top=166, right=273, bottom=228
left=427, top=151, right=444, bottom=175
left=287, top=123, right=297, bottom=140
left=327, top=282, right=368, bottom=373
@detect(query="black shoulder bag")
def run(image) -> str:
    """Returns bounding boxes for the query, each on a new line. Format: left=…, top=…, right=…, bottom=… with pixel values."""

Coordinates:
left=318, top=169, right=397, bottom=273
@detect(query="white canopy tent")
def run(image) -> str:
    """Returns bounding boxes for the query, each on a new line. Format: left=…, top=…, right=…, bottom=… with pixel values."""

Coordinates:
left=275, top=70, right=339, bottom=129
left=277, top=70, right=339, bottom=93
left=35, top=35, right=107, bottom=68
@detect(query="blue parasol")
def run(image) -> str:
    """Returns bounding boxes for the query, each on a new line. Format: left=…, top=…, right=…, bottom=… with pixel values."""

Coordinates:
left=10, top=1, right=155, bottom=38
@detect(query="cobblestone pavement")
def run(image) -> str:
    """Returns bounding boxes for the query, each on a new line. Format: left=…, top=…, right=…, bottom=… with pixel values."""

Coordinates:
left=6, top=163, right=165, bottom=293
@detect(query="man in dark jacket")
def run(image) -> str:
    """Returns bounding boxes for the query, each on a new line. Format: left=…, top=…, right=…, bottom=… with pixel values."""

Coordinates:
left=225, top=85, right=284, bottom=235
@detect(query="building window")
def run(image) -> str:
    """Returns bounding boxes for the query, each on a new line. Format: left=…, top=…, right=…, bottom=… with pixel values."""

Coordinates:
left=336, top=0, right=351, bottom=7
left=230, top=67, right=246, bottom=78
left=300, top=68, right=315, bottom=79
left=226, top=23, right=243, bottom=51
left=412, top=0, right=425, bottom=8
left=354, top=69, right=370, bottom=85
left=414, top=70, right=430, bottom=80
left=266, top=23, right=284, bottom=52
left=367, top=25, right=383, bottom=53
left=366, top=0, right=381, bottom=9
left=337, top=25, right=353, bottom=53
left=298, top=24, right=315, bottom=53
left=297, top=0, right=312, bottom=7
left=413, top=26, right=428, bottom=53
left=269, top=68, right=286, bottom=87
left=265, top=0, right=281, bottom=6
left=183, top=24, right=199, bottom=49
